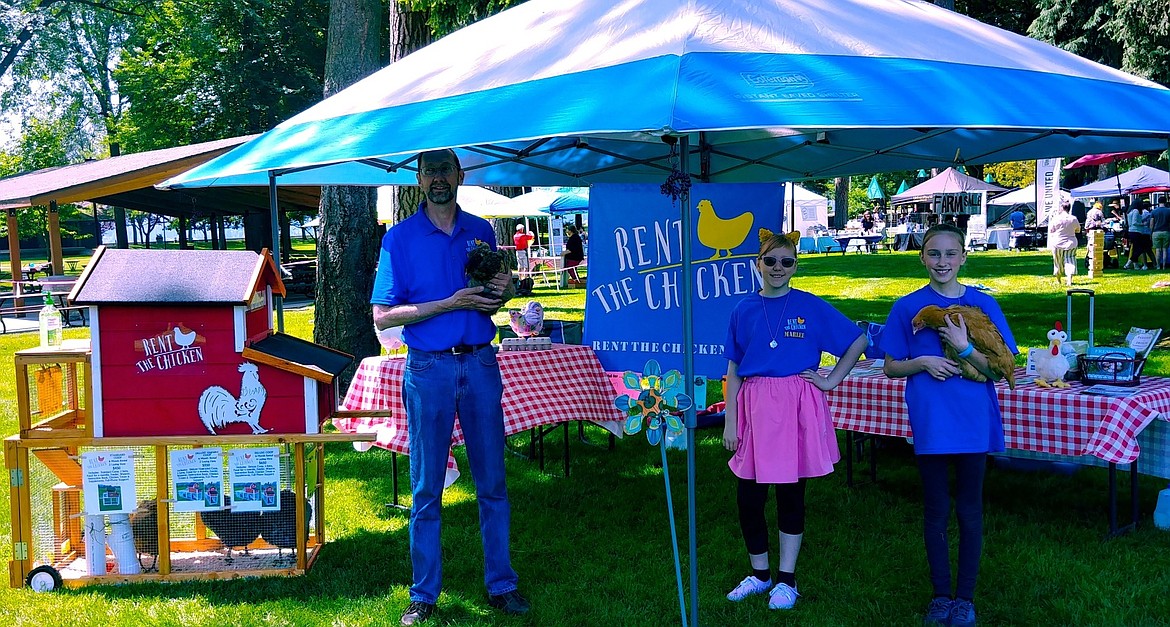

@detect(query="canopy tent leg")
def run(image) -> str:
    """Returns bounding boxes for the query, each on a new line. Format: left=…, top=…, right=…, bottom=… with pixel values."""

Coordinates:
left=678, top=134, right=699, bottom=627
left=270, top=170, right=285, bottom=332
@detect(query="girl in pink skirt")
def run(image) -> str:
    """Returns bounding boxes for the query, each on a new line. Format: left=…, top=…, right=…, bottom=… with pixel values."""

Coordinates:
left=722, top=231, right=867, bottom=610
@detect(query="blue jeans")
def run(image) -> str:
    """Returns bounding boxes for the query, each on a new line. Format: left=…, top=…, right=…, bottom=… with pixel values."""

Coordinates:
left=403, top=346, right=518, bottom=604
left=917, top=453, right=986, bottom=600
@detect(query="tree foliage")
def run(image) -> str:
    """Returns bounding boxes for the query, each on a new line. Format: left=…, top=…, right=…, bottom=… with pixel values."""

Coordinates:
left=115, top=0, right=329, bottom=152
left=2, top=0, right=144, bottom=154
left=985, top=161, right=1035, bottom=189
left=0, top=114, right=90, bottom=240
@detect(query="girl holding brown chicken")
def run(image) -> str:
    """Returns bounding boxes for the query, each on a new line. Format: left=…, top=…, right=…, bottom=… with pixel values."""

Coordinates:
left=880, top=223, right=1017, bottom=627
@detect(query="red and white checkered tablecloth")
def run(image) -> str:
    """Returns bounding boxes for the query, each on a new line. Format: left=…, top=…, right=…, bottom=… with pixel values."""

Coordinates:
left=825, top=361, right=1170, bottom=464
left=332, top=344, right=624, bottom=467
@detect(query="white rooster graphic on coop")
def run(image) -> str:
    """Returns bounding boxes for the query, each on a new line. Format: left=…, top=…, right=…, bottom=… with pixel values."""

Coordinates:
left=198, top=363, right=269, bottom=434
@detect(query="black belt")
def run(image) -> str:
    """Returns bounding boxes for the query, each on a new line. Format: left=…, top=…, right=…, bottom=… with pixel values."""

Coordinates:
left=437, top=343, right=491, bottom=355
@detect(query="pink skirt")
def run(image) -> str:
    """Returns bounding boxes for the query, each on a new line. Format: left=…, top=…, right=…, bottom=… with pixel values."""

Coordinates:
left=728, top=375, right=841, bottom=484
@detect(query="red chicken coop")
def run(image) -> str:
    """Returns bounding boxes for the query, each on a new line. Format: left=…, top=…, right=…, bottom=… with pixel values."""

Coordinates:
left=5, top=247, right=371, bottom=590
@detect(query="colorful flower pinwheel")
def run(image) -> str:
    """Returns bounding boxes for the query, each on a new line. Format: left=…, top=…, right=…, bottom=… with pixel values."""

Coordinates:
left=613, top=360, right=693, bottom=445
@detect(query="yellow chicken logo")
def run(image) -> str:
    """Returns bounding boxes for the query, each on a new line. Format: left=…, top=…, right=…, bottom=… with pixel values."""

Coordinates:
left=697, top=199, right=753, bottom=259
left=796, top=317, right=805, bottom=324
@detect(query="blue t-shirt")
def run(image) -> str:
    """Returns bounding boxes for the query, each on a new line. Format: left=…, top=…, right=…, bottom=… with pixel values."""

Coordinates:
left=879, top=285, right=1017, bottom=455
left=725, top=289, right=862, bottom=377
left=1009, top=210, right=1025, bottom=229
left=370, top=205, right=499, bottom=352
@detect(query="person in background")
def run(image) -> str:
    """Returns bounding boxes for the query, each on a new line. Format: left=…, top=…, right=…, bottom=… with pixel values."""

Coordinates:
left=881, top=224, right=1017, bottom=627
left=373, top=149, right=528, bottom=625
left=1070, top=200, right=1088, bottom=227
left=1109, top=200, right=1126, bottom=224
left=1149, top=199, right=1170, bottom=270
left=1084, top=201, right=1110, bottom=268
left=1084, top=201, right=1105, bottom=230
left=562, top=224, right=586, bottom=286
left=1048, top=200, right=1081, bottom=286
left=722, top=232, right=867, bottom=612
left=1108, top=201, right=1131, bottom=266
left=1008, top=207, right=1026, bottom=230
left=1126, top=200, right=1153, bottom=270
left=513, top=223, right=535, bottom=277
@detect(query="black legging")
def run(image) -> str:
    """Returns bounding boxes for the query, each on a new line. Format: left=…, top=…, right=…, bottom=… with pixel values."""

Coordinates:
left=737, top=478, right=806, bottom=555
left=917, top=453, right=987, bottom=600
left=1129, top=232, right=1154, bottom=265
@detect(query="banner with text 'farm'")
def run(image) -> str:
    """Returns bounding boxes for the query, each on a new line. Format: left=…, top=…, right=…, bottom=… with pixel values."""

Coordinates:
left=584, top=183, right=783, bottom=377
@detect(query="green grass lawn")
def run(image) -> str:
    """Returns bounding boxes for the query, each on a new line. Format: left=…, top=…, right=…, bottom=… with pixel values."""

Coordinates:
left=2, top=249, right=1170, bottom=625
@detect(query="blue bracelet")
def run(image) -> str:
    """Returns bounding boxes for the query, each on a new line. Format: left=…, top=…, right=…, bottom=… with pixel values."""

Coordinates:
left=956, top=343, right=975, bottom=359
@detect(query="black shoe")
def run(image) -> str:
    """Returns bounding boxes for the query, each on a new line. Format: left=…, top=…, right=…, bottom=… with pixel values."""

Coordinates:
left=400, top=601, right=435, bottom=625
left=488, top=590, right=531, bottom=615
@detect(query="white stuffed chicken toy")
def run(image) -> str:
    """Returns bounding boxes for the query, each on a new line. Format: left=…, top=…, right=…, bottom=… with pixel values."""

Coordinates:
left=509, top=300, right=544, bottom=338
left=1034, top=321, right=1071, bottom=388
left=375, top=325, right=406, bottom=353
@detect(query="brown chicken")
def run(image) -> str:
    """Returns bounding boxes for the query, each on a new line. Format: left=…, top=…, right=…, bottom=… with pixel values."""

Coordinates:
left=911, top=304, right=1016, bottom=389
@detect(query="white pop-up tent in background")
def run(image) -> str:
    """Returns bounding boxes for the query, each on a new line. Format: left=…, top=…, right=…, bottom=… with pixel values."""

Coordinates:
left=784, top=182, right=831, bottom=236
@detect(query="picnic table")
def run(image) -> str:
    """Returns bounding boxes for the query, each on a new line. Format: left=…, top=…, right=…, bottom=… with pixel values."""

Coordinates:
left=892, top=232, right=927, bottom=251
left=824, top=360, right=1170, bottom=535
left=833, top=234, right=883, bottom=254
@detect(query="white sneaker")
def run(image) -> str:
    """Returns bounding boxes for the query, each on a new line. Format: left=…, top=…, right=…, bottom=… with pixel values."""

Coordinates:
left=726, top=575, right=771, bottom=602
left=768, top=582, right=800, bottom=610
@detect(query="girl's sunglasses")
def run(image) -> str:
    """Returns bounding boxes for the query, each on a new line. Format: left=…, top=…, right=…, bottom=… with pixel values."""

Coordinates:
left=760, top=256, right=797, bottom=268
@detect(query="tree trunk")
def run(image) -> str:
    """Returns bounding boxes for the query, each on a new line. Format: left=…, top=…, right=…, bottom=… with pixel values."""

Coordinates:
left=388, top=2, right=433, bottom=225
left=316, top=0, right=384, bottom=383
left=833, top=177, right=849, bottom=230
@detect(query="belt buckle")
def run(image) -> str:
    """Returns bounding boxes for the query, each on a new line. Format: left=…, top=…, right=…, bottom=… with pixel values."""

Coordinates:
left=450, top=344, right=472, bottom=355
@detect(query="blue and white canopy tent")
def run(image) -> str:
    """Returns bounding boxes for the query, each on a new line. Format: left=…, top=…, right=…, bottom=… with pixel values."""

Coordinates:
left=510, top=187, right=589, bottom=216
left=160, top=0, right=1170, bottom=623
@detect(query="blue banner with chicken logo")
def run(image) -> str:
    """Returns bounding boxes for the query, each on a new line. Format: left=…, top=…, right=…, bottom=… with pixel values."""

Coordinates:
left=584, top=183, right=784, bottom=377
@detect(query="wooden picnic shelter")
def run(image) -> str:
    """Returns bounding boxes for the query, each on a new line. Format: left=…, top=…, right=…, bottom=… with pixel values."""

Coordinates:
left=0, top=136, right=321, bottom=291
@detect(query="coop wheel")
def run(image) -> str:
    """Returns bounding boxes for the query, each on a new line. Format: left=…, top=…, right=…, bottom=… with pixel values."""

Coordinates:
left=26, top=565, right=62, bottom=592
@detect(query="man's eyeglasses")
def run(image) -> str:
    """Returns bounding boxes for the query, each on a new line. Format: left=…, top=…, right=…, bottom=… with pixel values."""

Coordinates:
left=760, top=256, right=796, bottom=268
left=421, top=164, right=458, bottom=177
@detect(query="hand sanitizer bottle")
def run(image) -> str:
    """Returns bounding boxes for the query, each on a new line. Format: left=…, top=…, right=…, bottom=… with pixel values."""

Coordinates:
left=39, top=293, right=63, bottom=348
left=1155, top=483, right=1170, bottom=530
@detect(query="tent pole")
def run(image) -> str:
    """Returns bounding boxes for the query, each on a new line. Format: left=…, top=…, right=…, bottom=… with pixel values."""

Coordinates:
left=269, top=170, right=285, bottom=332
left=679, top=134, right=699, bottom=627
left=789, top=183, right=796, bottom=234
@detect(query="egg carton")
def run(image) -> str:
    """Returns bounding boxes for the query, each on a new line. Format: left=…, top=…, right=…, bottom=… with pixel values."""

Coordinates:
left=499, top=337, right=553, bottom=351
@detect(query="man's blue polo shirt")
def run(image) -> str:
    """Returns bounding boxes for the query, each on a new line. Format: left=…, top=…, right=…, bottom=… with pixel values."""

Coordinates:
left=371, top=204, right=499, bottom=352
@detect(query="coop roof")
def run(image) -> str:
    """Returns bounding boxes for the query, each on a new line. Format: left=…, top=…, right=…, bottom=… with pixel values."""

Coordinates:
left=242, top=333, right=353, bottom=383
left=70, top=246, right=286, bottom=304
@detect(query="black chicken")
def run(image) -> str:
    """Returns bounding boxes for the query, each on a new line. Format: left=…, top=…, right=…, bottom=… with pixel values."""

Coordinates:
left=259, top=490, right=312, bottom=559
left=128, top=499, right=159, bottom=572
left=199, top=495, right=262, bottom=560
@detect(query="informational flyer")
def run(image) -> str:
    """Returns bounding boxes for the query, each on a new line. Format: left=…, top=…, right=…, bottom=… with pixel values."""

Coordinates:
left=81, top=450, right=136, bottom=515
left=170, top=448, right=224, bottom=512
left=227, top=447, right=281, bottom=512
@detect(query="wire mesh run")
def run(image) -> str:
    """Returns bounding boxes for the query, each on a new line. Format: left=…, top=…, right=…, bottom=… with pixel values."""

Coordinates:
left=22, top=442, right=320, bottom=583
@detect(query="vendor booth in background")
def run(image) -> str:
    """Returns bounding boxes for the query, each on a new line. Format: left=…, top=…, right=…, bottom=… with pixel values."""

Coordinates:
left=784, top=182, right=831, bottom=237
left=1069, top=165, right=1170, bottom=199
left=985, top=183, right=1073, bottom=250
left=890, top=167, right=1007, bottom=249
left=6, top=247, right=369, bottom=591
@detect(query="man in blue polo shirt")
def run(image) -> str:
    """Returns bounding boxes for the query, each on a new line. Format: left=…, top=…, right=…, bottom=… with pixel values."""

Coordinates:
left=1009, top=207, right=1026, bottom=230
left=372, top=149, right=527, bottom=625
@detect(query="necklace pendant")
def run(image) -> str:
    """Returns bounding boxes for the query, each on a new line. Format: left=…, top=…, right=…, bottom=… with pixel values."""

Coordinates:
left=769, top=339, right=778, bottom=349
